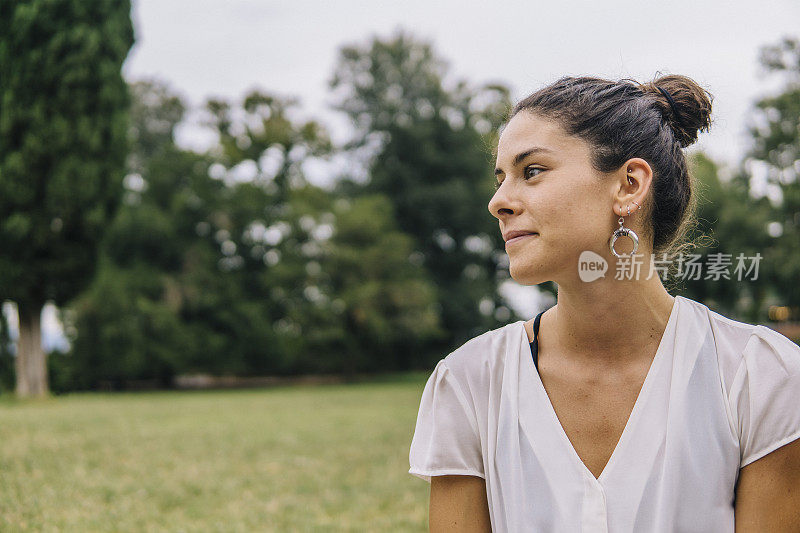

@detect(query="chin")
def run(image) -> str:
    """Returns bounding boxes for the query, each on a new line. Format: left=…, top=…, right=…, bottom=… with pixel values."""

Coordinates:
left=508, top=262, right=547, bottom=286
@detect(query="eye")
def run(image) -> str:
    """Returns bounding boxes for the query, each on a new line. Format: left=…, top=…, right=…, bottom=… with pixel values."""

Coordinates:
left=493, top=165, right=545, bottom=190
left=524, top=165, right=544, bottom=179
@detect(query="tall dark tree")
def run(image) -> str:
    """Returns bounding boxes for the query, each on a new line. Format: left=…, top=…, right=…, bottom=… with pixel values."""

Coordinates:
left=0, top=0, right=135, bottom=397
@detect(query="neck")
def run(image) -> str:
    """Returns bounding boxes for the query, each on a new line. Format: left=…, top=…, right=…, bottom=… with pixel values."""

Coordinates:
left=547, top=276, right=676, bottom=366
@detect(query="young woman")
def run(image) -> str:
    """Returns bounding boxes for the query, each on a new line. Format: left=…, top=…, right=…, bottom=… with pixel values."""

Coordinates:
left=408, top=74, right=800, bottom=532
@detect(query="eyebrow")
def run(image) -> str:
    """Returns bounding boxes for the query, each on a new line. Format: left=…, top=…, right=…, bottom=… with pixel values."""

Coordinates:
left=494, top=146, right=554, bottom=175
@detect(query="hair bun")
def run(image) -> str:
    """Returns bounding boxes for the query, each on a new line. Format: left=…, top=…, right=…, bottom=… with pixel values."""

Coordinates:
left=644, top=74, right=713, bottom=148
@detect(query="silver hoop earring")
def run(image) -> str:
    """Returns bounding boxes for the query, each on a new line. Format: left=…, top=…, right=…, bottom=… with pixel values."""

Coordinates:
left=609, top=213, right=639, bottom=258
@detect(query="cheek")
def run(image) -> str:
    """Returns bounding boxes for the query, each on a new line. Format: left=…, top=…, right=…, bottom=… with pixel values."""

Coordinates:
left=548, top=193, right=609, bottom=247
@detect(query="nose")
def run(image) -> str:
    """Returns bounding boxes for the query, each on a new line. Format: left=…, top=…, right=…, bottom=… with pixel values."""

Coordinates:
left=487, top=180, right=516, bottom=221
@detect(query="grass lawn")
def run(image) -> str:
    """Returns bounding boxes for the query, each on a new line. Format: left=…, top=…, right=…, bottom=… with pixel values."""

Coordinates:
left=0, top=372, right=434, bottom=532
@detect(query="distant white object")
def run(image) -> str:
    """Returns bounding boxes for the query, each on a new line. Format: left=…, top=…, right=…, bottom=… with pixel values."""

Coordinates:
left=497, top=281, right=553, bottom=318
left=2, top=301, right=70, bottom=354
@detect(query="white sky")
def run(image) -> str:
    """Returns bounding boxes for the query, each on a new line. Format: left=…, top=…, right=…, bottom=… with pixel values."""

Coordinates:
left=123, top=0, right=800, bottom=171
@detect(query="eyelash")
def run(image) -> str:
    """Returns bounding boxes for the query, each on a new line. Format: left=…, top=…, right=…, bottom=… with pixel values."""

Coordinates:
left=494, top=165, right=544, bottom=190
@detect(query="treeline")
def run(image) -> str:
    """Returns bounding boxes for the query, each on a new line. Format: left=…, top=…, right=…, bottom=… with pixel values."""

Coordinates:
left=1, top=27, right=520, bottom=392
left=1, top=11, right=799, bottom=392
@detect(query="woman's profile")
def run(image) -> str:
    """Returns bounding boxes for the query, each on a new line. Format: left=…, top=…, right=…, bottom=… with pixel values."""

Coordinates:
left=408, top=74, right=800, bottom=532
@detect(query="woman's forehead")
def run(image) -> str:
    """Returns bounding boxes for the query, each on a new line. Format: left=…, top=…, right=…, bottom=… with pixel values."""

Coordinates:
left=496, top=114, right=580, bottom=162
left=502, top=112, right=564, bottom=143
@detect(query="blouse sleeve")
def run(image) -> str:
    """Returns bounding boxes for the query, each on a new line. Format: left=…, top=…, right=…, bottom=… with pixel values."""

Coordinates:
left=408, top=358, right=485, bottom=483
left=730, top=325, right=800, bottom=468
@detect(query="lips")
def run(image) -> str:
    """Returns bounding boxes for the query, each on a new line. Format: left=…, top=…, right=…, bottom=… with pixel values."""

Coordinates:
left=505, top=233, right=538, bottom=246
left=503, top=230, right=538, bottom=242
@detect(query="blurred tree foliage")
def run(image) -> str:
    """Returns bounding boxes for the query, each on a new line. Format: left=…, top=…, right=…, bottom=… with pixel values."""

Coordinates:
left=54, top=80, right=444, bottom=390
left=54, top=80, right=224, bottom=390
left=744, top=37, right=800, bottom=312
left=0, top=0, right=134, bottom=396
left=200, top=85, right=445, bottom=377
left=328, top=29, right=518, bottom=352
left=676, top=153, right=772, bottom=321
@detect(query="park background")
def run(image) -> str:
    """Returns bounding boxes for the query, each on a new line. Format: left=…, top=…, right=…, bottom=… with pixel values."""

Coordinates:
left=1, top=0, right=799, bottom=530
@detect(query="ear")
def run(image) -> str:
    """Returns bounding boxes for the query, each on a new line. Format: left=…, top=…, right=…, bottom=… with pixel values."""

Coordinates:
left=614, top=158, right=652, bottom=217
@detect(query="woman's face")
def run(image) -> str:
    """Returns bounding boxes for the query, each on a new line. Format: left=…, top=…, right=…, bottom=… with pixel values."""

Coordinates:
left=488, top=111, right=631, bottom=286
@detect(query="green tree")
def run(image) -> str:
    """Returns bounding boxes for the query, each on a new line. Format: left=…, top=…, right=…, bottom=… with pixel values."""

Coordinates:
left=199, top=90, right=334, bottom=375
left=62, top=79, right=234, bottom=390
left=202, top=89, right=443, bottom=376
left=677, top=152, right=772, bottom=320
left=744, top=36, right=800, bottom=312
left=328, top=29, right=514, bottom=354
left=0, top=0, right=135, bottom=397
left=288, top=188, right=445, bottom=377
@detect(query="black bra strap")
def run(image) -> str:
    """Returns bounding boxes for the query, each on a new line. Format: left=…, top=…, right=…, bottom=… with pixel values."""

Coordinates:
left=530, top=310, right=544, bottom=372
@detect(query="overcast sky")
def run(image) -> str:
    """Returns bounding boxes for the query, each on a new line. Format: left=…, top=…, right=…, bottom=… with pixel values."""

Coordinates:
left=123, top=0, right=799, bottom=172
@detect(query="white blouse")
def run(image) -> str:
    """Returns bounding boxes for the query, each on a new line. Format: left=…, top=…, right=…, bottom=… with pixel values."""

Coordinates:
left=408, top=295, right=800, bottom=532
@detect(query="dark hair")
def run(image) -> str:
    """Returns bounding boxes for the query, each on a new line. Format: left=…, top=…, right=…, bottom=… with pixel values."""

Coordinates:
left=503, top=74, right=714, bottom=286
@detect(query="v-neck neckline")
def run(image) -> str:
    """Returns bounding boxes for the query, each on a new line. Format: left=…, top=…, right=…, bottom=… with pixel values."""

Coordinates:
left=519, top=295, right=681, bottom=485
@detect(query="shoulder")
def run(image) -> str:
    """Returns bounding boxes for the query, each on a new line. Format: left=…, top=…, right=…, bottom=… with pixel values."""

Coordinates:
left=677, top=296, right=800, bottom=406
left=678, top=296, right=778, bottom=382
left=441, top=321, right=520, bottom=395
left=739, top=323, right=800, bottom=384
left=680, top=297, right=800, bottom=465
left=680, top=296, right=758, bottom=354
left=733, top=326, right=800, bottom=528
left=692, top=296, right=800, bottom=373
